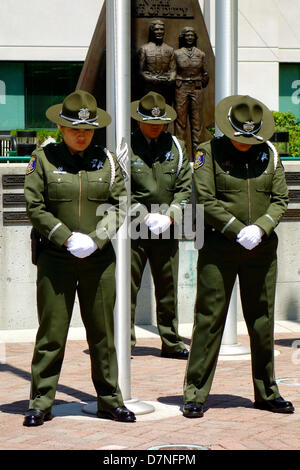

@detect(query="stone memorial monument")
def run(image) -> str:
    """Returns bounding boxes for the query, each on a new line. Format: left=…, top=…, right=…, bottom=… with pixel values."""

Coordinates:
left=77, top=0, right=215, bottom=160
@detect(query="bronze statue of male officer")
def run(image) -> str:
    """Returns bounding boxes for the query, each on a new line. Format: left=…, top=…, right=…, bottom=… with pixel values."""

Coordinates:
left=138, top=20, right=176, bottom=104
left=174, top=26, right=209, bottom=158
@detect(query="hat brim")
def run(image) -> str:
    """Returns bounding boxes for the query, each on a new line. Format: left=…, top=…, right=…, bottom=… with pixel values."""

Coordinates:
left=130, top=100, right=177, bottom=124
left=215, top=95, right=275, bottom=145
left=46, top=103, right=112, bottom=129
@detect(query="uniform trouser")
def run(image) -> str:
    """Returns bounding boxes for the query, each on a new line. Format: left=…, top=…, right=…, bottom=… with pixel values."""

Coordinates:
left=184, top=231, right=281, bottom=404
left=28, top=243, right=123, bottom=413
left=131, top=238, right=186, bottom=352
left=175, top=83, right=204, bottom=158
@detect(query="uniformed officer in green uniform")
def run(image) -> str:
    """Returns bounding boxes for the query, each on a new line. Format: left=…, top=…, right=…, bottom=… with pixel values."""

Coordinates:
left=130, top=92, right=192, bottom=358
left=23, top=90, right=136, bottom=426
left=183, top=95, right=294, bottom=418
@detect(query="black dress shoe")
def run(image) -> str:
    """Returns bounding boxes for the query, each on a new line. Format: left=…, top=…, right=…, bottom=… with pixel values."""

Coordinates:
left=161, top=349, right=189, bottom=359
left=23, top=409, right=53, bottom=427
left=183, top=401, right=204, bottom=418
left=254, top=396, right=294, bottom=414
left=97, top=406, right=136, bottom=422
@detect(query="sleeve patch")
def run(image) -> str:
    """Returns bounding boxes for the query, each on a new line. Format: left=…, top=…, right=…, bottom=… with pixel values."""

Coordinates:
left=26, top=155, right=37, bottom=175
left=194, top=150, right=205, bottom=170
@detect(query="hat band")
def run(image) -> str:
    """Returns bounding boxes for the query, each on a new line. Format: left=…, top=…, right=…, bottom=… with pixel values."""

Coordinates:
left=59, top=112, right=100, bottom=127
left=136, top=108, right=172, bottom=121
left=227, top=107, right=263, bottom=141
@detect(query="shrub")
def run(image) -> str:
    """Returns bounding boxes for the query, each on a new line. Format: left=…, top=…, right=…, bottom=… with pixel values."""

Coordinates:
left=10, top=129, right=63, bottom=147
left=271, top=111, right=300, bottom=157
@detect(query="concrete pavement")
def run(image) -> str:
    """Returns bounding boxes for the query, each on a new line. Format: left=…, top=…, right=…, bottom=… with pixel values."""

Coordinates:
left=0, top=321, right=300, bottom=451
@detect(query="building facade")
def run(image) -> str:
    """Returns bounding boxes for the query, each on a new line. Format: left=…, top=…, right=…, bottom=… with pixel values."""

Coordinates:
left=0, top=0, right=299, bottom=128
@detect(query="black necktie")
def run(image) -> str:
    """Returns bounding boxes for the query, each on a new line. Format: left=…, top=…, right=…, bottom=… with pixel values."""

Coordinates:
left=73, top=153, right=84, bottom=170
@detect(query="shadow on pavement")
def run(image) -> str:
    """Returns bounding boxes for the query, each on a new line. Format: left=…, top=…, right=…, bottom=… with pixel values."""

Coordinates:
left=157, top=393, right=253, bottom=410
left=0, top=363, right=96, bottom=415
left=275, top=338, right=300, bottom=348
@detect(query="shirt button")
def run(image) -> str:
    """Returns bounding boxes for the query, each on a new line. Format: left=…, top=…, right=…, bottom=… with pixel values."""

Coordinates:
left=57, top=178, right=61, bottom=183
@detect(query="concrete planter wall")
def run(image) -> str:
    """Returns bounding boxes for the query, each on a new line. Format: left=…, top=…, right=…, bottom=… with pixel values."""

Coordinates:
left=0, top=161, right=299, bottom=331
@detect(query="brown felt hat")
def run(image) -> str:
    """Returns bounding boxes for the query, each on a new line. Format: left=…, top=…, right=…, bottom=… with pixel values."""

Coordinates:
left=215, top=95, right=275, bottom=145
left=46, top=90, right=111, bottom=129
left=131, top=91, right=177, bottom=125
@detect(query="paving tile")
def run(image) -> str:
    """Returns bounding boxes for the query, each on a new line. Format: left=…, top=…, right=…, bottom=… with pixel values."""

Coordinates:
left=1, top=332, right=300, bottom=450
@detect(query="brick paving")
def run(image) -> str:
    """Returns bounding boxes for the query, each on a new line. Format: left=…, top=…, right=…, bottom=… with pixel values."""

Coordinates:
left=0, top=331, right=300, bottom=451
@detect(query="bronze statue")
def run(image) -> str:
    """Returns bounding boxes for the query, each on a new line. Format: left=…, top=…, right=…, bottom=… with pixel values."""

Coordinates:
left=138, top=19, right=176, bottom=104
left=174, top=26, right=209, bottom=157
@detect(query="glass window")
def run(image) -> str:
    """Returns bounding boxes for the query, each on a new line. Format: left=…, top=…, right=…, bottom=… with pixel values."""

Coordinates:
left=25, top=62, right=83, bottom=128
left=0, top=62, right=25, bottom=130
left=279, top=63, right=300, bottom=122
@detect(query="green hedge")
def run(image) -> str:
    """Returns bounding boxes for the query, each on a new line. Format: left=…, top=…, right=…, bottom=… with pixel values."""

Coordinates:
left=272, top=111, right=300, bottom=157
left=11, top=111, right=300, bottom=157
left=10, top=129, right=63, bottom=147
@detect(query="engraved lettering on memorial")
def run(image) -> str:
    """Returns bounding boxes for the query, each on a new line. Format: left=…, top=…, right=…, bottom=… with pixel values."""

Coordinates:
left=3, top=193, right=26, bottom=206
left=2, top=175, right=25, bottom=187
left=133, top=0, right=194, bottom=18
left=285, top=172, right=300, bottom=184
left=3, top=211, right=29, bottom=224
left=282, top=209, right=300, bottom=221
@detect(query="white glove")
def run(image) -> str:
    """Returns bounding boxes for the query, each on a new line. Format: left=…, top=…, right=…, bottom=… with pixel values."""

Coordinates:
left=237, top=225, right=264, bottom=250
left=145, top=213, right=172, bottom=235
left=67, top=232, right=98, bottom=258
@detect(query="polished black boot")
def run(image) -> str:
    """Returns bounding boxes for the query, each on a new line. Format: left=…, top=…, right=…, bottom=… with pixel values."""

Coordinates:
left=183, top=401, right=204, bottom=418
left=161, top=348, right=189, bottom=359
left=254, top=396, right=294, bottom=414
left=23, top=409, right=53, bottom=427
left=97, top=406, right=136, bottom=422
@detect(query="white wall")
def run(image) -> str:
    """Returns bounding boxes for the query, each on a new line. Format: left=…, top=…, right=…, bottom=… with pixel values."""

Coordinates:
left=0, top=0, right=104, bottom=61
left=206, top=0, right=300, bottom=111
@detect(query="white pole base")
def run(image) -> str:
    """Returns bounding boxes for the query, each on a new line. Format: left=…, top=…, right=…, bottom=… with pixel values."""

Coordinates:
left=82, top=398, right=155, bottom=416
left=219, top=343, right=250, bottom=356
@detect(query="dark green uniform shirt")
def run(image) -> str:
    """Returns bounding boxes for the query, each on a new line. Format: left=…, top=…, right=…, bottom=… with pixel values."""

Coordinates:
left=130, top=129, right=192, bottom=222
left=24, top=142, right=127, bottom=250
left=193, top=136, right=289, bottom=240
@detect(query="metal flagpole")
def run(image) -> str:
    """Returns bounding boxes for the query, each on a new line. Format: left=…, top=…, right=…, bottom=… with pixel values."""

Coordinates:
left=215, top=0, right=249, bottom=356
left=83, top=0, right=154, bottom=416
left=106, top=0, right=154, bottom=414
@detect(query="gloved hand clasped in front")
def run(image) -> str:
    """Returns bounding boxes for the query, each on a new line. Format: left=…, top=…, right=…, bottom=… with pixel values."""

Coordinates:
left=145, top=213, right=172, bottom=235
left=67, top=232, right=98, bottom=258
left=237, top=225, right=264, bottom=250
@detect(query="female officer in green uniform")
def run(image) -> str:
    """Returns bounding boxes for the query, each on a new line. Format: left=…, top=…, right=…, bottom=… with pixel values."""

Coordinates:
left=183, top=95, right=294, bottom=418
left=23, top=90, right=136, bottom=426
left=130, top=92, right=192, bottom=357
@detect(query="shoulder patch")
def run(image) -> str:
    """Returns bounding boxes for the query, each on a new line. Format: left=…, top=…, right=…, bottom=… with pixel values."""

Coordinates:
left=194, top=150, right=205, bottom=170
left=26, top=155, right=37, bottom=175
